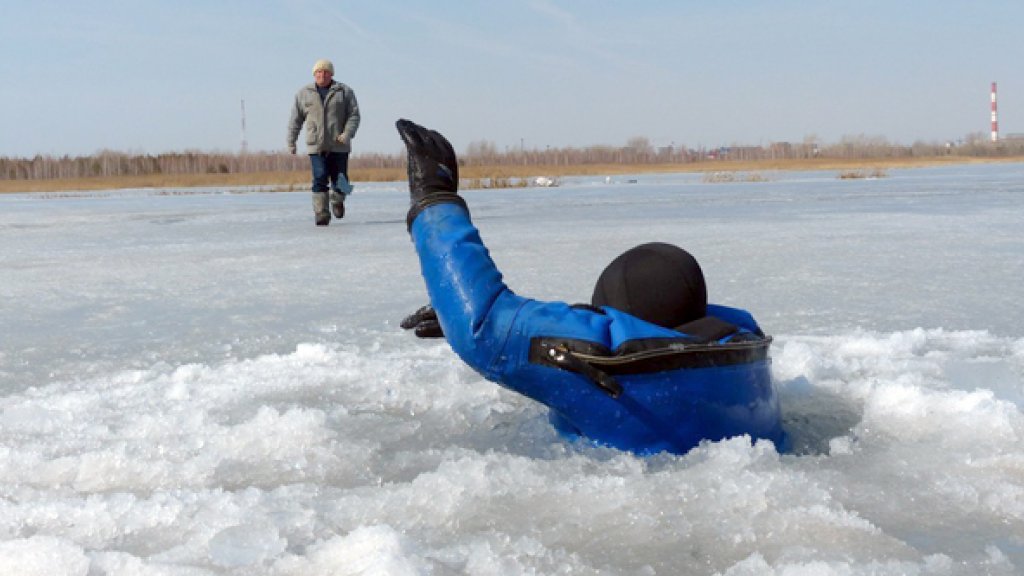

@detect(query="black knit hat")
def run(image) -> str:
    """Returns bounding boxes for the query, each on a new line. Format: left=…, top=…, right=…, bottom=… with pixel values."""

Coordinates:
left=591, top=242, right=707, bottom=328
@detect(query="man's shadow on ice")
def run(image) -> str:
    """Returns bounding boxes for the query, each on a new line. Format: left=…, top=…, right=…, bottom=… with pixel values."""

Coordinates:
left=777, top=375, right=863, bottom=456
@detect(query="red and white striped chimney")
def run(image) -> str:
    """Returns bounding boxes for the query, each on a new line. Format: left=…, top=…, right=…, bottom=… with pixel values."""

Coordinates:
left=991, top=82, right=999, bottom=143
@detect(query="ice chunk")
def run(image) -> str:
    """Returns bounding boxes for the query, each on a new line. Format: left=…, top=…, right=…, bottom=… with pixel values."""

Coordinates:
left=208, top=523, right=286, bottom=567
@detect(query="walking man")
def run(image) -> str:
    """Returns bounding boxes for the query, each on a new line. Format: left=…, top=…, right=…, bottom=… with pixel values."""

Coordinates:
left=287, top=59, right=360, bottom=226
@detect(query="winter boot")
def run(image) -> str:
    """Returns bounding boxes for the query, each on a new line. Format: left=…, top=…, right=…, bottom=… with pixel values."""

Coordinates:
left=312, top=192, right=330, bottom=226
left=330, top=191, right=345, bottom=219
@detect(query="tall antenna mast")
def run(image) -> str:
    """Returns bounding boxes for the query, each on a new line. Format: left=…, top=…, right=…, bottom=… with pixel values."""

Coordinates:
left=240, top=98, right=249, bottom=154
left=991, top=82, right=999, bottom=143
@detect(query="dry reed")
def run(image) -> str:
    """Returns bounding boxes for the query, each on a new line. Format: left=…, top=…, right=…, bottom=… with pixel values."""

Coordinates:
left=2, top=155, right=1020, bottom=194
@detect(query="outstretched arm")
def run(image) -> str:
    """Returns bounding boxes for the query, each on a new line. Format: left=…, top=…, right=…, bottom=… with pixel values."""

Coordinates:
left=397, top=119, right=521, bottom=378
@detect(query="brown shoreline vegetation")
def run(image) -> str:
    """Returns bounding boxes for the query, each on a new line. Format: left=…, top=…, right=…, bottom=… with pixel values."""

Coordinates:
left=2, top=154, right=1023, bottom=194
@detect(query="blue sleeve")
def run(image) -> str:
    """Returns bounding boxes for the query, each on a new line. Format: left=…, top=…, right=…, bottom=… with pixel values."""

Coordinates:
left=410, top=203, right=529, bottom=380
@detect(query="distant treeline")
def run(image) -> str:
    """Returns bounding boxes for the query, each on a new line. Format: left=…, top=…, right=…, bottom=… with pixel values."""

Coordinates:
left=3, top=134, right=1023, bottom=182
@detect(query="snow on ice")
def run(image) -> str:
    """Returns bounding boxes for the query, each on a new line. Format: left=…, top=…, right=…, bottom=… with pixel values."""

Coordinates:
left=1, top=164, right=1022, bottom=574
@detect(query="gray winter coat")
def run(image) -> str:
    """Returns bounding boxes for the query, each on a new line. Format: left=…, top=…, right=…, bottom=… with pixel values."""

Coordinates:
left=287, top=81, right=360, bottom=154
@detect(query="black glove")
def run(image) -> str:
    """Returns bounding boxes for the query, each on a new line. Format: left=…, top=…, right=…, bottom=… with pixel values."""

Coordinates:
left=400, top=304, right=445, bottom=338
left=395, top=119, right=467, bottom=230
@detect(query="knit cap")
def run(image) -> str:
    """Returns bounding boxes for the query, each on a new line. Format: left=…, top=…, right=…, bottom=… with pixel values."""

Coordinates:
left=312, top=59, right=334, bottom=74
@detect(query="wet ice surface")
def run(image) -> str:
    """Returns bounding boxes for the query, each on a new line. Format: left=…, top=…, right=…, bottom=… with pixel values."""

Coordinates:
left=1, top=164, right=1023, bottom=574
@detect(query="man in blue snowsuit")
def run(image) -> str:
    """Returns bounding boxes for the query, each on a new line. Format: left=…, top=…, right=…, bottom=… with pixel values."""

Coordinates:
left=396, top=119, right=786, bottom=455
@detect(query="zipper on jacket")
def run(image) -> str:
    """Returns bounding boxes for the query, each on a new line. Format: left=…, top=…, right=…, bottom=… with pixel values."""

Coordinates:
left=530, top=335, right=771, bottom=395
left=545, top=344, right=623, bottom=398
left=572, top=338, right=769, bottom=367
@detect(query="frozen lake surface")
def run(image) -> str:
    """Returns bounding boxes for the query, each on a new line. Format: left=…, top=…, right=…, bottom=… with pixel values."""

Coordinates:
left=1, top=163, right=1023, bottom=574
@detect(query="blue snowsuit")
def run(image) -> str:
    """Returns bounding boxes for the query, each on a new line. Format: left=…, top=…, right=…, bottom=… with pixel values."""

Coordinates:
left=411, top=202, right=787, bottom=455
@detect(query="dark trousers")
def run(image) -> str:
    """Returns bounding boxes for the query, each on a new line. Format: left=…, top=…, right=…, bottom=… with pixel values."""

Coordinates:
left=309, top=152, right=350, bottom=193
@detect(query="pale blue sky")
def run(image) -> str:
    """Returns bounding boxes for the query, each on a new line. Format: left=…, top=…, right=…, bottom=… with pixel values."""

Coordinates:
left=2, top=1, right=1021, bottom=157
